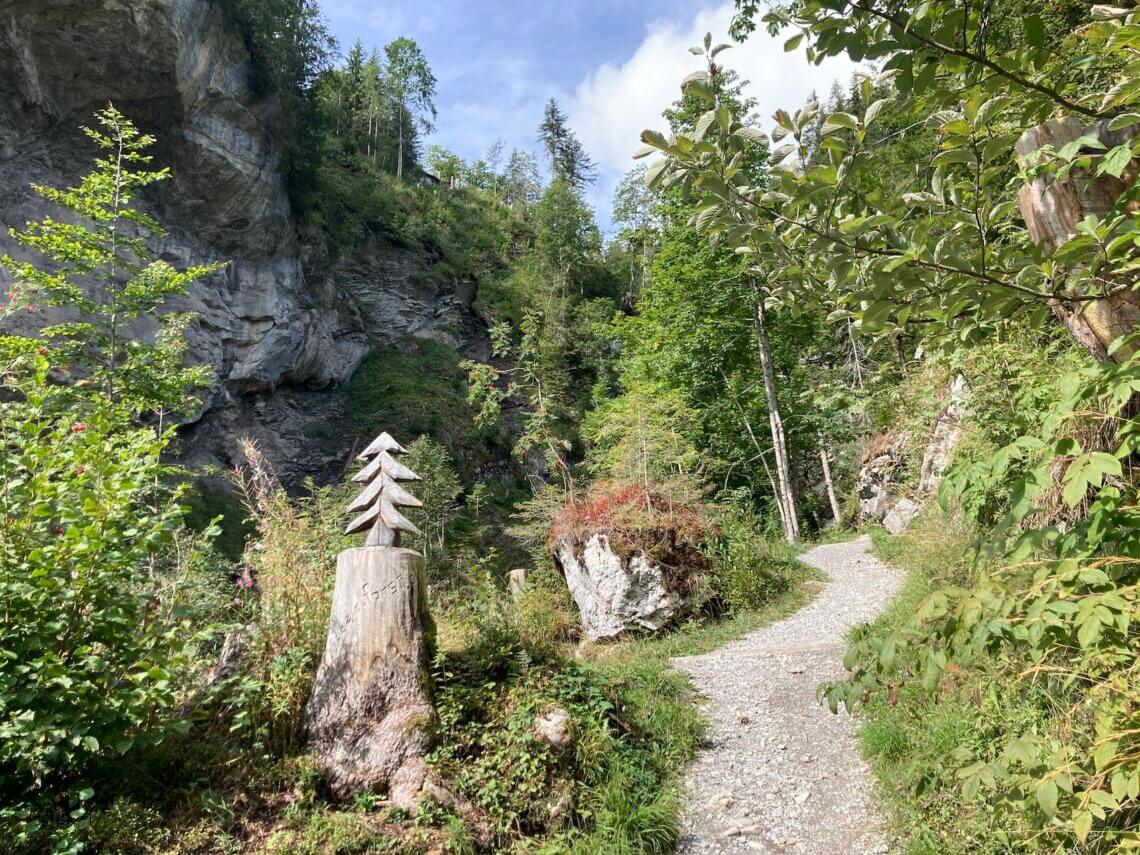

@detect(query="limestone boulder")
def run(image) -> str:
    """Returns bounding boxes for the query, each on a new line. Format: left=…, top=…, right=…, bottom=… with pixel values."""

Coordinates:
left=552, top=534, right=685, bottom=642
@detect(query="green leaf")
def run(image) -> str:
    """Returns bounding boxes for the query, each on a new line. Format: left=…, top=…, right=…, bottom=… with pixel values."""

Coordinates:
left=1107, top=113, right=1140, bottom=131
left=864, top=98, right=891, bottom=126
left=1094, top=740, right=1119, bottom=772
left=1098, top=145, right=1133, bottom=179
left=784, top=33, right=804, bottom=52
left=1024, top=15, right=1045, bottom=47
left=737, top=127, right=769, bottom=145
left=1089, top=451, right=1123, bottom=478
left=1036, top=778, right=1059, bottom=816
left=1077, top=616, right=1102, bottom=648
left=639, top=130, right=669, bottom=151
left=1073, top=810, right=1093, bottom=843
left=821, top=112, right=859, bottom=134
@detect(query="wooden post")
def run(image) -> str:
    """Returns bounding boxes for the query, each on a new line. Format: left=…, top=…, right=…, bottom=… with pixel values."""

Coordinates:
left=305, top=432, right=436, bottom=808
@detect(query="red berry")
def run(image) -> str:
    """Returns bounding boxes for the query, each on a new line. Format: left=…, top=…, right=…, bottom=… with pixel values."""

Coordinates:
left=71, top=423, right=87, bottom=432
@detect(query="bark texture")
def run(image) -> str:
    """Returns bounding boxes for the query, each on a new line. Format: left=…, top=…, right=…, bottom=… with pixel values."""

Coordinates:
left=305, top=547, right=436, bottom=808
left=1016, top=117, right=1140, bottom=360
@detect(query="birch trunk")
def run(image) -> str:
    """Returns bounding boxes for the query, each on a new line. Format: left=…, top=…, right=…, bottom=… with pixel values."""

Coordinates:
left=751, top=286, right=799, bottom=543
left=397, top=111, right=405, bottom=180
left=305, top=547, right=436, bottom=808
left=820, top=446, right=842, bottom=525
left=1016, top=117, right=1140, bottom=361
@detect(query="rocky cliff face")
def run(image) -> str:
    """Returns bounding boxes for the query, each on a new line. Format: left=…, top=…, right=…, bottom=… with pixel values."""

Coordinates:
left=855, top=374, right=969, bottom=534
left=0, top=0, right=488, bottom=483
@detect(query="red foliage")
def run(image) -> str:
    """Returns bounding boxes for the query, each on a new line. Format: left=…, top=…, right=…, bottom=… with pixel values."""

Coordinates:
left=549, top=481, right=713, bottom=587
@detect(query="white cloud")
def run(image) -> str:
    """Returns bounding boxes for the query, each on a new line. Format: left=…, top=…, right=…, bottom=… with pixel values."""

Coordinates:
left=567, top=2, right=859, bottom=227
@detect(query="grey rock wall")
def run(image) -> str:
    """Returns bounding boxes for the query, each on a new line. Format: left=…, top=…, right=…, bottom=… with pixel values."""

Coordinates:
left=0, top=0, right=488, bottom=483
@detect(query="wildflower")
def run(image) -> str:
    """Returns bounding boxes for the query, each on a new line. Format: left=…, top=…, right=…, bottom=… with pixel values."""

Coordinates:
left=231, top=597, right=241, bottom=607
left=71, top=423, right=87, bottom=432
left=37, top=347, right=46, bottom=356
left=75, top=465, right=85, bottom=474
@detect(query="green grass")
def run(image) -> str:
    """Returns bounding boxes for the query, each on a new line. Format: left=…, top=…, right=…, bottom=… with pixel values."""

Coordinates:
left=854, top=512, right=1047, bottom=853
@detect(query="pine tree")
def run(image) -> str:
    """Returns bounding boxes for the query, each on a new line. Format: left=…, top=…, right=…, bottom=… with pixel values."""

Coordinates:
left=538, top=98, right=596, bottom=188
left=1, top=106, right=217, bottom=417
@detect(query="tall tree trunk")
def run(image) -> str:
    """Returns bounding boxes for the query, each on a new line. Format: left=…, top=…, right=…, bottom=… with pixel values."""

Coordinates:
left=305, top=547, right=436, bottom=809
left=819, top=445, right=842, bottom=524
left=847, top=317, right=864, bottom=390
left=397, top=110, right=405, bottom=180
left=751, top=283, right=799, bottom=543
left=1016, top=117, right=1140, bottom=361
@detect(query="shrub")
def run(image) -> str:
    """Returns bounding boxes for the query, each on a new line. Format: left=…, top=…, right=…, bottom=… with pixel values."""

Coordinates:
left=0, top=360, right=195, bottom=846
left=703, top=504, right=798, bottom=613
left=0, top=107, right=217, bottom=848
left=217, top=441, right=346, bottom=754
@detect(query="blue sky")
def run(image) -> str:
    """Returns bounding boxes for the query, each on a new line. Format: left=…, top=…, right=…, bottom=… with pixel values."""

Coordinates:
left=320, top=1, right=856, bottom=232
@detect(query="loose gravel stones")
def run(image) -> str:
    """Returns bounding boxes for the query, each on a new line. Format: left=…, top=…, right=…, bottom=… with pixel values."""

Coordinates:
left=674, top=536, right=904, bottom=854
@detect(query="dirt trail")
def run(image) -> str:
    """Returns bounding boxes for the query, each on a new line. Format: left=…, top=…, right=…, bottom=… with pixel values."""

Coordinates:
left=674, top=536, right=904, bottom=854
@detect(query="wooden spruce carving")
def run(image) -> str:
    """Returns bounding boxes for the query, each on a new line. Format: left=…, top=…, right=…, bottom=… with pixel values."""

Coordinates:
left=305, top=431, right=437, bottom=808
left=343, top=431, right=423, bottom=547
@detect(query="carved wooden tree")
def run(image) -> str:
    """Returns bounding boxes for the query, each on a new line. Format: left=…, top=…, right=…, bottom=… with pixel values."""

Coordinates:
left=305, top=432, right=437, bottom=808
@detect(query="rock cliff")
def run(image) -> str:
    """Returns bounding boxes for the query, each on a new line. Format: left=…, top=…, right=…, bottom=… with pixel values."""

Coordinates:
left=0, top=0, right=488, bottom=483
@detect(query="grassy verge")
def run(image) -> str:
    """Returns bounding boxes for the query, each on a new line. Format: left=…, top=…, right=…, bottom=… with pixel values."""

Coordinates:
left=853, top=511, right=1043, bottom=853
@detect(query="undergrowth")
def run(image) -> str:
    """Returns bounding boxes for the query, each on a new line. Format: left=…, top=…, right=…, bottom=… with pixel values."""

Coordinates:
left=855, top=511, right=1052, bottom=853
left=61, top=469, right=812, bottom=854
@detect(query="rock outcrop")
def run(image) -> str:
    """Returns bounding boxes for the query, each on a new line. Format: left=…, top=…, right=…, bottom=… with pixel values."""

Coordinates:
left=0, top=0, right=490, bottom=484
left=552, top=534, right=685, bottom=642
left=856, top=374, right=969, bottom=534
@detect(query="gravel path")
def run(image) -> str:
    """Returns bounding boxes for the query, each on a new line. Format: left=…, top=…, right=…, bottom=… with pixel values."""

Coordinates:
left=673, top=536, right=904, bottom=854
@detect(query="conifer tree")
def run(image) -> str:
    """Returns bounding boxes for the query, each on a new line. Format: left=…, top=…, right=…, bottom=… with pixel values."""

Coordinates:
left=538, top=97, right=596, bottom=188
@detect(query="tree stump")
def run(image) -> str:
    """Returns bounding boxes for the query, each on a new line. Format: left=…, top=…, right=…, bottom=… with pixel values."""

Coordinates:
left=1016, top=117, right=1140, bottom=360
left=305, top=546, right=436, bottom=807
